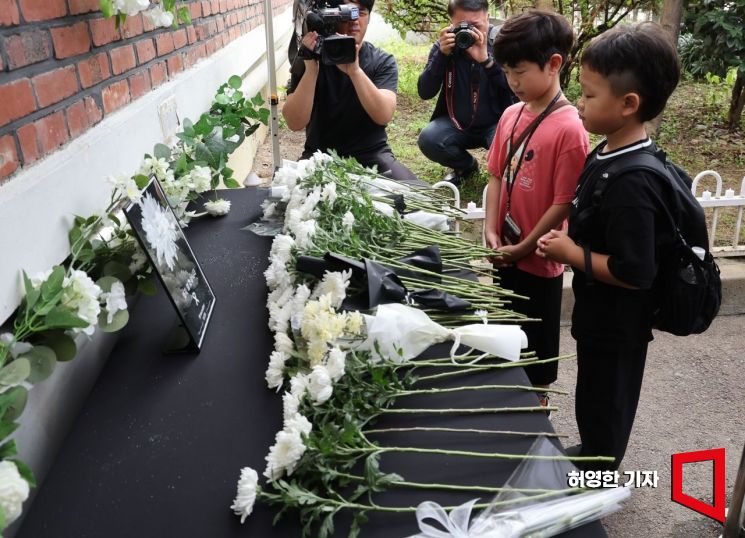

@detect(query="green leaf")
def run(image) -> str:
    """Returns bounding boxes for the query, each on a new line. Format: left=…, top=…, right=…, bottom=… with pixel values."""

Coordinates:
left=228, top=75, right=243, bottom=89
left=99, top=0, right=115, bottom=18
left=0, top=440, right=18, bottom=459
left=22, top=271, right=41, bottom=314
left=2, top=387, right=28, bottom=422
left=40, top=266, right=65, bottom=302
left=137, top=277, right=157, bottom=296
left=21, top=346, right=57, bottom=384
left=154, top=143, right=172, bottom=160
left=223, top=177, right=240, bottom=189
left=318, top=511, right=335, bottom=538
left=0, top=420, right=18, bottom=440
left=0, top=359, right=30, bottom=388
left=177, top=6, right=191, bottom=24
left=40, top=332, right=77, bottom=362
left=214, top=93, right=230, bottom=105
left=251, top=92, right=265, bottom=106
left=98, top=309, right=129, bottom=333
left=43, top=308, right=90, bottom=330
left=103, top=261, right=132, bottom=283
left=9, top=458, right=37, bottom=488
left=0, top=504, right=5, bottom=533
left=134, top=174, right=151, bottom=189
left=96, top=276, right=121, bottom=293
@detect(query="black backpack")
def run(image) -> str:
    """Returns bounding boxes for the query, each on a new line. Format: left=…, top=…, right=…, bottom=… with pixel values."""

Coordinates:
left=580, top=148, right=722, bottom=336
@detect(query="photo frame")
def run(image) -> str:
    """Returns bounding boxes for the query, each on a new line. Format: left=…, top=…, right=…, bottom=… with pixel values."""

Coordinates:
left=124, top=177, right=216, bottom=353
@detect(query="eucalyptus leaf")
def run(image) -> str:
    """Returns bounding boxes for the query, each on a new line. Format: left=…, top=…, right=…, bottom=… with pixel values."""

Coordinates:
left=228, top=75, right=243, bottom=89
left=22, top=346, right=57, bottom=384
left=154, top=143, right=172, bottom=160
left=0, top=359, right=30, bottom=388
left=137, top=277, right=157, bottom=296
left=96, top=276, right=121, bottom=294
left=40, top=332, right=77, bottom=362
left=134, top=174, right=151, bottom=189
left=103, top=261, right=132, bottom=283
left=0, top=439, right=18, bottom=459
left=215, top=94, right=230, bottom=105
left=223, top=177, right=241, bottom=189
left=2, top=387, right=28, bottom=422
left=43, top=308, right=90, bottom=330
left=98, top=309, right=129, bottom=333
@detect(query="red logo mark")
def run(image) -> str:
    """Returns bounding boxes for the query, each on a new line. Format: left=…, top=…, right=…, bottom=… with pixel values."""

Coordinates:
left=671, top=448, right=726, bottom=523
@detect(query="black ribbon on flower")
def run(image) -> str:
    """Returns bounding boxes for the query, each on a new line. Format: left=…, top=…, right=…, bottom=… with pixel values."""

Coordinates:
left=295, top=246, right=472, bottom=311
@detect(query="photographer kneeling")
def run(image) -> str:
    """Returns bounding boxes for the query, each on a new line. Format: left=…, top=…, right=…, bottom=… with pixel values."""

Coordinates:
left=417, top=0, right=515, bottom=185
left=283, top=0, right=421, bottom=185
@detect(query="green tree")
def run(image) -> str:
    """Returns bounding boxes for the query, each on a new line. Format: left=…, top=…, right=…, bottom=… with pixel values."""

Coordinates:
left=681, top=0, right=745, bottom=130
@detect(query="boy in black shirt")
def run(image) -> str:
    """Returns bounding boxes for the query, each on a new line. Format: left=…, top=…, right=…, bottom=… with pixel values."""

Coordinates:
left=536, top=23, right=680, bottom=470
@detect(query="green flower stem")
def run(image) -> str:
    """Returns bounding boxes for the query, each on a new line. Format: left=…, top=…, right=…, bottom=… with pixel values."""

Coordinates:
left=396, top=385, right=569, bottom=397
left=363, top=426, right=567, bottom=438
left=341, top=445, right=614, bottom=463
left=330, top=470, right=563, bottom=495
left=412, top=356, right=577, bottom=384
left=380, top=405, right=558, bottom=415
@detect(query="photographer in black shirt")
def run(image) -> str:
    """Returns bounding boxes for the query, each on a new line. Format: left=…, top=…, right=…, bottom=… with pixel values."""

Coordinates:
left=283, top=0, right=420, bottom=184
left=417, top=0, right=514, bottom=184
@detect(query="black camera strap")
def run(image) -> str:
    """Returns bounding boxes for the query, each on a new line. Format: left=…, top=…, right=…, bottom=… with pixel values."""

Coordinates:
left=445, top=61, right=481, bottom=132
left=501, top=91, right=570, bottom=211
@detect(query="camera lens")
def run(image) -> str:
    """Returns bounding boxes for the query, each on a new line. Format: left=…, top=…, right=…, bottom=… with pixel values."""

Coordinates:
left=455, top=29, right=475, bottom=49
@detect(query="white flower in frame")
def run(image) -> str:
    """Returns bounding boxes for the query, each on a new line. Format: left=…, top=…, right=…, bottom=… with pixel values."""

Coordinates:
left=263, top=429, right=306, bottom=481
left=308, top=365, right=333, bottom=404
left=101, top=280, right=127, bottom=324
left=204, top=198, right=231, bottom=217
left=231, top=467, right=259, bottom=523
left=326, top=347, right=346, bottom=382
left=140, top=193, right=179, bottom=271
left=0, top=461, right=30, bottom=525
left=342, top=211, right=355, bottom=231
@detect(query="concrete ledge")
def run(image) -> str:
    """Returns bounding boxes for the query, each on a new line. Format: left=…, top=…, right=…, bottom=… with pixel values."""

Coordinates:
left=560, top=257, right=745, bottom=325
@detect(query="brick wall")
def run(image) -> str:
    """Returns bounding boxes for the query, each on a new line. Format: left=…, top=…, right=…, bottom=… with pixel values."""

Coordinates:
left=0, top=0, right=292, bottom=181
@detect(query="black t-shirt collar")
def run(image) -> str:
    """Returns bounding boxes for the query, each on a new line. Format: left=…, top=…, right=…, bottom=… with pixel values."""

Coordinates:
left=596, top=138, right=653, bottom=160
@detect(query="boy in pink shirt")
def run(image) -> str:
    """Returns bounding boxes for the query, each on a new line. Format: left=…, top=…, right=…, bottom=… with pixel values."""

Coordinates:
left=485, top=10, right=588, bottom=398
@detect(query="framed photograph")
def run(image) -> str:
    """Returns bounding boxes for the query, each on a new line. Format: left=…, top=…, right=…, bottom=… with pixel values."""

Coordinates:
left=124, top=177, right=216, bottom=353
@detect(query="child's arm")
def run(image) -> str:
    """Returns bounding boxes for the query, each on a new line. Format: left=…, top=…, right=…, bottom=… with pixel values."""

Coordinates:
left=484, top=173, right=502, bottom=251
left=496, top=203, right=572, bottom=264
left=536, top=230, right=637, bottom=289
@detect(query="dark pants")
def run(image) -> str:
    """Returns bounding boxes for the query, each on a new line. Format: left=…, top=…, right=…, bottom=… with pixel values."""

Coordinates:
left=575, top=337, right=649, bottom=471
left=497, top=266, right=563, bottom=386
left=356, top=147, right=426, bottom=187
left=418, top=116, right=497, bottom=172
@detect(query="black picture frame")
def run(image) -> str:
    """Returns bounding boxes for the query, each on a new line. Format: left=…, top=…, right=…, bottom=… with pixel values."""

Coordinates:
left=124, top=177, right=216, bottom=353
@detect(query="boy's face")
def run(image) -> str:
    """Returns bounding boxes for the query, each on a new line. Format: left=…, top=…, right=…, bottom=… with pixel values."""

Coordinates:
left=501, top=60, right=556, bottom=103
left=577, top=66, right=630, bottom=135
left=339, top=1, right=369, bottom=46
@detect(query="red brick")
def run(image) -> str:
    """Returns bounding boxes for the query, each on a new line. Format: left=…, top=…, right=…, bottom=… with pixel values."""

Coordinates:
left=187, top=26, right=197, bottom=44
left=102, top=79, right=130, bottom=113
left=50, top=21, right=91, bottom=59
left=34, top=111, right=70, bottom=154
left=0, top=135, right=19, bottom=178
left=155, top=32, right=174, bottom=56
left=128, top=70, right=151, bottom=99
left=0, top=0, right=20, bottom=26
left=84, top=96, right=102, bottom=124
left=17, top=123, right=39, bottom=164
left=142, top=12, right=156, bottom=32
left=77, top=52, right=111, bottom=88
left=184, top=45, right=201, bottom=68
left=149, top=61, right=167, bottom=87
left=68, top=0, right=99, bottom=15
left=32, top=65, right=78, bottom=108
left=19, top=0, right=67, bottom=21
left=201, top=1, right=211, bottom=16
left=65, top=99, right=90, bottom=137
left=210, top=0, right=219, bottom=13
left=166, top=54, right=183, bottom=76
left=172, top=29, right=187, bottom=49
left=2, top=29, right=52, bottom=70
left=195, top=22, right=209, bottom=41
left=205, top=36, right=219, bottom=55
left=0, top=79, right=36, bottom=126
left=135, top=38, right=156, bottom=64
left=89, top=16, right=120, bottom=47
left=219, top=0, right=228, bottom=13
left=120, top=14, right=143, bottom=39
left=216, top=17, right=225, bottom=32
left=189, top=2, right=201, bottom=20
left=109, top=44, right=136, bottom=75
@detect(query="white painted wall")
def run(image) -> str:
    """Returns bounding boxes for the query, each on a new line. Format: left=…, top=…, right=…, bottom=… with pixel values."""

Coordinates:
left=0, top=7, right=293, bottom=326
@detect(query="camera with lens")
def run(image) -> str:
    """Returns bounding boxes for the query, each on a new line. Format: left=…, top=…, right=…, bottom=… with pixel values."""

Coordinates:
left=449, top=21, right=476, bottom=50
left=300, top=1, right=359, bottom=65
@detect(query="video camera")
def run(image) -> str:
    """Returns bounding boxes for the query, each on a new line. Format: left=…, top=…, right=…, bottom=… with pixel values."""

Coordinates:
left=449, top=21, right=476, bottom=50
left=300, top=0, right=359, bottom=65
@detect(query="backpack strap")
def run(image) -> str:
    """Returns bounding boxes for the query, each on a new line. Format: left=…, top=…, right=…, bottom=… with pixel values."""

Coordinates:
left=487, top=25, right=499, bottom=50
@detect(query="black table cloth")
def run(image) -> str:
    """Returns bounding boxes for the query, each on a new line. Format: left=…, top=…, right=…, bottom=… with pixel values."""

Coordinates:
left=18, top=188, right=606, bottom=538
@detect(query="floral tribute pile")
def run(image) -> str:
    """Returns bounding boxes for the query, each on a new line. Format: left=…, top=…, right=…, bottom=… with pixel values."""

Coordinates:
left=231, top=153, right=613, bottom=537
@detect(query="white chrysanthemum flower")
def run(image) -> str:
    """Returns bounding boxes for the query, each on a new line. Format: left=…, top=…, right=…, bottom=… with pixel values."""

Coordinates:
left=308, top=365, right=333, bottom=404
left=273, top=166, right=300, bottom=190
left=140, top=193, right=179, bottom=271
left=265, top=351, right=288, bottom=391
left=263, top=260, right=291, bottom=291
left=475, top=309, right=489, bottom=324
left=139, top=156, right=170, bottom=180
left=114, top=0, right=149, bottom=16
left=101, top=281, right=127, bottom=324
left=231, top=467, right=259, bottom=524
left=315, top=270, right=351, bottom=309
left=310, top=151, right=333, bottom=166
left=346, top=311, right=364, bottom=335
left=289, top=284, right=312, bottom=329
left=289, top=374, right=308, bottom=399
left=299, top=188, right=322, bottom=219
left=145, top=4, right=174, bottom=27
left=263, top=429, right=306, bottom=481
left=326, top=347, right=346, bottom=382
left=321, top=182, right=337, bottom=205
left=204, top=198, right=231, bottom=216
left=187, top=166, right=212, bottom=193
left=0, top=461, right=30, bottom=525
left=294, top=219, right=317, bottom=250
left=270, top=235, right=295, bottom=266
left=282, top=391, right=300, bottom=421
left=61, top=269, right=102, bottom=336
left=342, top=211, right=355, bottom=231
left=274, top=332, right=294, bottom=355
left=307, top=339, right=327, bottom=366
left=284, top=413, right=312, bottom=437
left=262, top=201, right=277, bottom=218
left=108, top=173, right=142, bottom=202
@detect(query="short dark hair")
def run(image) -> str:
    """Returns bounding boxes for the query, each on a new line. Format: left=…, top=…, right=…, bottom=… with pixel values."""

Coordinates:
left=345, top=0, right=374, bottom=11
left=447, top=0, right=488, bottom=16
left=492, top=10, right=574, bottom=69
left=581, top=23, right=679, bottom=122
